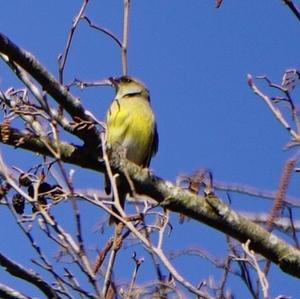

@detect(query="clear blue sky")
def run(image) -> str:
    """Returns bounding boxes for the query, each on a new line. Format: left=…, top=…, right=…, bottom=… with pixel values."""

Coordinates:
left=1, top=1, right=300, bottom=297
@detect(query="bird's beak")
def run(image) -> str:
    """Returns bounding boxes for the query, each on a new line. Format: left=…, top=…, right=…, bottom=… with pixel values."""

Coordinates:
left=108, top=77, right=120, bottom=87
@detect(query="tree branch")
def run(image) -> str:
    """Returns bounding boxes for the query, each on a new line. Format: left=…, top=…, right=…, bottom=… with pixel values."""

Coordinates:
left=0, top=124, right=105, bottom=172
left=107, top=150, right=300, bottom=280
left=58, top=0, right=90, bottom=84
left=0, top=30, right=300, bottom=287
left=283, top=0, right=300, bottom=21
left=1, top=121, right=300, bottom=280
left=0, top=32, right=100, bottom=146
left=0, top=252, right=61, bottom=299
left=0, top=283, right=28, bottom=299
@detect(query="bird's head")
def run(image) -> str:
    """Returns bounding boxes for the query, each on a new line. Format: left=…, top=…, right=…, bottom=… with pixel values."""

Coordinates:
left=109, top=76, right=150, bottom=100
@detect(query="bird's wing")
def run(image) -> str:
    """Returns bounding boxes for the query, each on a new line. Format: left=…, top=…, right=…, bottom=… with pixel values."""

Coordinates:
left=152, top=123, right=159, bottom=156
left=143, top=123, right=159, bottom=168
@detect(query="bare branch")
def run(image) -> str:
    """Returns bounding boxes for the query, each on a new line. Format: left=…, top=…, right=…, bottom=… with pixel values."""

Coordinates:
left=0, top=33, right=100, bottom=145
left=242, top=240, right=269, bottom=298
left=0, top=283, right=28, bottom=299
left=58, top=0, right=90, bottom=83
left=215, top=0, right=224, bottom=8
left=283, top=0, right=300, bottom=21
left=214, top=180, right=300, bottom=207
left=2, top=123, right=300, bottom=282
left=240, top=211, right=300, bottom=233
left=93, top=237, right=113, bottom=274
left=0, top=61, right=76, bottom=136
left=128, top=252, right=144, bottom=296
left=0, top=252, right=61, bottom=299
left=67, top=77, right=111, bottom=90
left=82, top=16, right=122, bottom=48
left=122, top=0, right=130, bottom=75
left=247, top=74, right=300, bottom=141
left=107, top=149, right=300, bottom=279
left=0, top=124, right=105, bottom=172
left=102, top=224, right=124, bottom=297
left=0, top=159, right=102, bottom=297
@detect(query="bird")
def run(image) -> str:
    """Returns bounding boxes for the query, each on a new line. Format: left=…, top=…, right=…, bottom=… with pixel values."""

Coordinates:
left=105, top=76, right=159, bottom=224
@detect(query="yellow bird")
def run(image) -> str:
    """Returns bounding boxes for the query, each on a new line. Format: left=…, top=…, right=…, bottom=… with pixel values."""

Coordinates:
left=105, top=76, right=158, bottom=224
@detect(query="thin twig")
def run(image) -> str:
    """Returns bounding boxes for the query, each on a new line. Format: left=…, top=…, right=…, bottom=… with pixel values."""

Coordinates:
left=0, top=157, right=101, bottom=297
left=122, top=0, right=130, bottom=75
left=240, top=211, right=300, bottom=233
left=228, top=238, right=257, bottom=298
left=128, top=252, right=144, bottom=296
left=93, top=237, right=114, bottom=274
left=283, top=0, right=300, bottom=21
left=286, top=207, right=300, bottom=248
left=213, top=180, right=300, bottom=207
left=67, top=78, right=111, bottom=90
left=4, top=187, right=76, bottom=298
left=9, top=62, right=77, bottom=135
left=247, top=74, right=299, bottom=141
left=242, top=240, right=269, bottom=299
left=82, top=16, right=122, bottom=48
left=33, top=260, right=96, bottom=299
left=94, top=199, right=211, bottom=298
left=256, top=75, right=296, bottom=121
left=58, top=0, right=89, bottom=83
left=100, top=132, right=126, bottom=220
left=215, top=0, right=224, bottom=8
left=157, top=209, right=169, bottom=249
left=0, top=32, right=100, bottom=145
left=102, top=223, right=124, bottom=297
left=0, top=252, right=61, bottom=299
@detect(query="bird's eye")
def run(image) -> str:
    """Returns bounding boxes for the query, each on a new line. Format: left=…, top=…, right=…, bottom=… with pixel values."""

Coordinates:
left=124, top=78, right=131, bottom=83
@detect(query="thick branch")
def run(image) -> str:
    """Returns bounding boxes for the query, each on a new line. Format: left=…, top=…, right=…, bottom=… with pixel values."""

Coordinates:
left=0, top=283, right=28, bottom=299
left=108, top=151, right=300, bottom=280
left=1, top=123, right=300, bottom=281
left=1, top=31, right=300, bottom=283
left=1, top=124, right=300, bottom=279
left=0, top=252, right=60, bottom=299
left=0, top=124, right=105, bottom=172
left=0, top=32, right=99, bottom=146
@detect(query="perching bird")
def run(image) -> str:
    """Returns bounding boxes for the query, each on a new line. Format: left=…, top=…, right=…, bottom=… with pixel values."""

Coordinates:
left=105, top=76, right=159, bottom=224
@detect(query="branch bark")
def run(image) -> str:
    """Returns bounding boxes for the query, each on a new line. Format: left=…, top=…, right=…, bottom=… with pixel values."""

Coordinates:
left=107, top=150, right=300, bottom=280
left=1, top=112, right=300, bottom=281
left=0, top=283, right=28, bottom=299
left=0, top=32, right=100, bottom=147
left=1, top=32, right=300, bottom=283
left=0, top=124, right=105, bottom=172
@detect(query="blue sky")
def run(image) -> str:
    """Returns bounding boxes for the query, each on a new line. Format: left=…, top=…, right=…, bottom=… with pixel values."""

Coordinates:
left=1, top=1, right=300, bottom=297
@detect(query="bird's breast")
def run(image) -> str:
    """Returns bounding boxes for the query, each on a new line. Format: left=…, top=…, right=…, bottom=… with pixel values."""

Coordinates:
left=106, top=97, right=155, bottom=166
